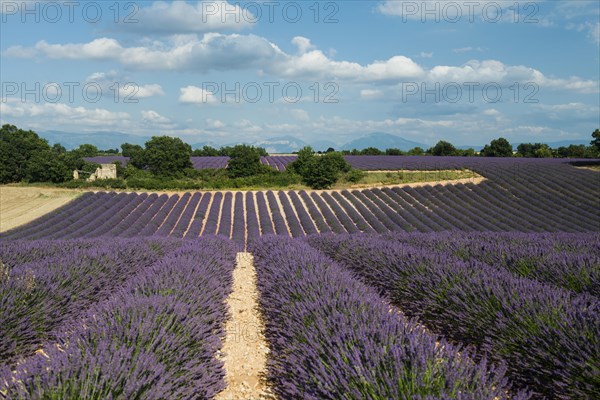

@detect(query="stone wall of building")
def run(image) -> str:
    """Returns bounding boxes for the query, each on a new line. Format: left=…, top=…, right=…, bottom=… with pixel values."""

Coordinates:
left=87, top=164, right=117, bottom=182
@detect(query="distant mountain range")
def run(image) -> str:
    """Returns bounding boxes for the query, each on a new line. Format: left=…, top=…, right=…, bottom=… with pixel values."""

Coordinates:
left=40, top=131, right=149, bottom=150
left=38, top=130, right=592, bottom=154
left=341, top=132, right=426, bottom=152
left=250, top=136, right=310, bottom=154
left=513, top=139, right=592, bottom=148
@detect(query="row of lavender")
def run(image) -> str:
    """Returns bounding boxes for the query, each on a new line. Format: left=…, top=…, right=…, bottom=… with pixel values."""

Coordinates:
left=306, top=233, right=600, bottom=399
left=3, top=235, right=572, bottom=398
left=2, top=175, right=598, bottom=246
left=0, top=237, right=236, bottom=398
left=252, top=236, right=529, bottom=399
left=79, top=156, right=600, bottom=234
left=382, top=231, right=600, bottom=296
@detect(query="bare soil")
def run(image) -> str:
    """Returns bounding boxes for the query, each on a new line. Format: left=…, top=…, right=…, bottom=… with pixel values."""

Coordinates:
left=0, top=186, right=83, bottom=232
left=575, top=165, right=600, bottom=171
left=215, top=253, right=274, bottom=400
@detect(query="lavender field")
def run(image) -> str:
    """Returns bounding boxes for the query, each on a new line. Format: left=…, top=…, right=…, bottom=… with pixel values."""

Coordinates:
left=1, top=237, right=237, bottom=398
left=1, top=157, right=599, bottom=399
left=3, top=158, right=599, bottom=245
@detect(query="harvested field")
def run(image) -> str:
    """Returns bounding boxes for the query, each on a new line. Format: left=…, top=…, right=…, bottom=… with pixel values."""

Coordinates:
left=0, top=186, right=83, bottom=232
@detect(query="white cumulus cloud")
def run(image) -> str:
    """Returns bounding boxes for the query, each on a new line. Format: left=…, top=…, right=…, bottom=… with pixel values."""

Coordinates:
left=141, top=110, right=171, bottom=123
left=179, top=85, right=218, bottom=104
left=117, top=1, right=254, bottom=34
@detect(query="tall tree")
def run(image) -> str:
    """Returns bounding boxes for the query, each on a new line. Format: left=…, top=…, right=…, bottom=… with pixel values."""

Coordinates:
left=288, top=148, right=352, bottom=189
left=430, top=141, right=457, bottom=156
left=143, top=136, right=192, bottom=177
left=407, top=147, right=424, bottom=156
left=121, top=143, right=145, bottom=168
left=227, top=145, right=265, bottom=178
left=481, top=138, right=513, bottom=157
left=0, top=124, right=54, bottom=183
left=75, top=144, right=98, bottom=157
left=591, top=129, right=600, bottom=152
left=192, top=145, right=220, bottom=157
left=287, top=146, right=315, bottom=177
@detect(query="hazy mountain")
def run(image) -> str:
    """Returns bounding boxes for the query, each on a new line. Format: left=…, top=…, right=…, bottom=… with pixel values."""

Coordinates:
left=311, top=139, right=339, bottom=152
left=251, top=136, right=310, bottom=154
left=38, top=130, right=592, bottom=154
left=39, top=131, right=149, bottom=150
left=190, top=140, right=224, bottom=149
left=341, top=132, right=426, bottom=151
left=457, top=145, right=484, bottom=151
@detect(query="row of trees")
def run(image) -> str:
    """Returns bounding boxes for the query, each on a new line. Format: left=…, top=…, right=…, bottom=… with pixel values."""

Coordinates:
left=2, top=124, right=599, bottom=187
left=0, top=125, right=102, bottom=184
left=340, top=147, right=429, bottom=156
left=121, top=139, right=271, bottom=179
left=425, top=138, right=514, bottom=157
left=335, top=131, right=600, bottom=158
left=0, top=124, right=277, bottom=185
left=120, top=141, right=353, bottom=189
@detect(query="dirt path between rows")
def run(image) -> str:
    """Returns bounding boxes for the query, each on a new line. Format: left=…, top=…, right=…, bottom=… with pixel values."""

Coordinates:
left=216, top=253, right=274, bottom=400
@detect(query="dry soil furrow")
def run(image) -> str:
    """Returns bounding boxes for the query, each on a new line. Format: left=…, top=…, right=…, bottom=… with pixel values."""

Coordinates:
left=280, top=191, right=306, bottom=236
left=215, top=252, right=274, bottom=400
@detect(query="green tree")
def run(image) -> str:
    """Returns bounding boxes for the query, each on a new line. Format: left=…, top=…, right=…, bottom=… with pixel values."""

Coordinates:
left=143, top=136, right=192, bottom=177
left=360, top=147, right=384, bottom=155
left=591, top=129, right=600, bottom=152
left=430, top=141, right=457, bottom=156
left=192, top=145, right=220, bottom=157
left=25, top=151, right=71, bottom=183
left=0, top=139, right=19, bottom=183
left=385, top=148, right=404, bottom=156
left=407, top=147, right=424, bottom=156
left=556, top=145, right=587, bottom=158
left=459, top=148, right=476, bottom=157
left=534, top=144, right=553, bottom=158
left=0, top=125, right=66, bottom=183
left=517, top=143, right=536, bottom=158
left=52, top=143, right=67, bottom=154
left=288, top=148, right=352, bottom=189
left=323, top=151, right=351, bottom=174
left=75, top=144, right=98, bottom=157
left=121, top=143, right=145, bottom=168
left=287, top=146, right=315, bottom=177
left=220, top=145, right=268, bottom=157
left=302, top=156, right=340, bottom=189
left=227, top=145, right=265, bottom=178
left=481, top=137, right=513, bottom=157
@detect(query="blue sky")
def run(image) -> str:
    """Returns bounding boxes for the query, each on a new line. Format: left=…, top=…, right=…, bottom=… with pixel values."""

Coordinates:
left=1, top=0, right=599, bottom=147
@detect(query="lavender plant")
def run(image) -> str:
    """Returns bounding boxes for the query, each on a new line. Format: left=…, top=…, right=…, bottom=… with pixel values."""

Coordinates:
left=251, top=236, right=528, bottom=400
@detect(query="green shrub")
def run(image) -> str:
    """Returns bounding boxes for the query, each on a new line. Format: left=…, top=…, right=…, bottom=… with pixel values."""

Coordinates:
left=288, top=148, right=353, bottom=189
left=345, top=169, right=365, bottom=183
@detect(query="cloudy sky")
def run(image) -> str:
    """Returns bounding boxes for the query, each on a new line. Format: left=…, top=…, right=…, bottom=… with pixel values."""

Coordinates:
left=1, top=0, right=599, bottom=147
